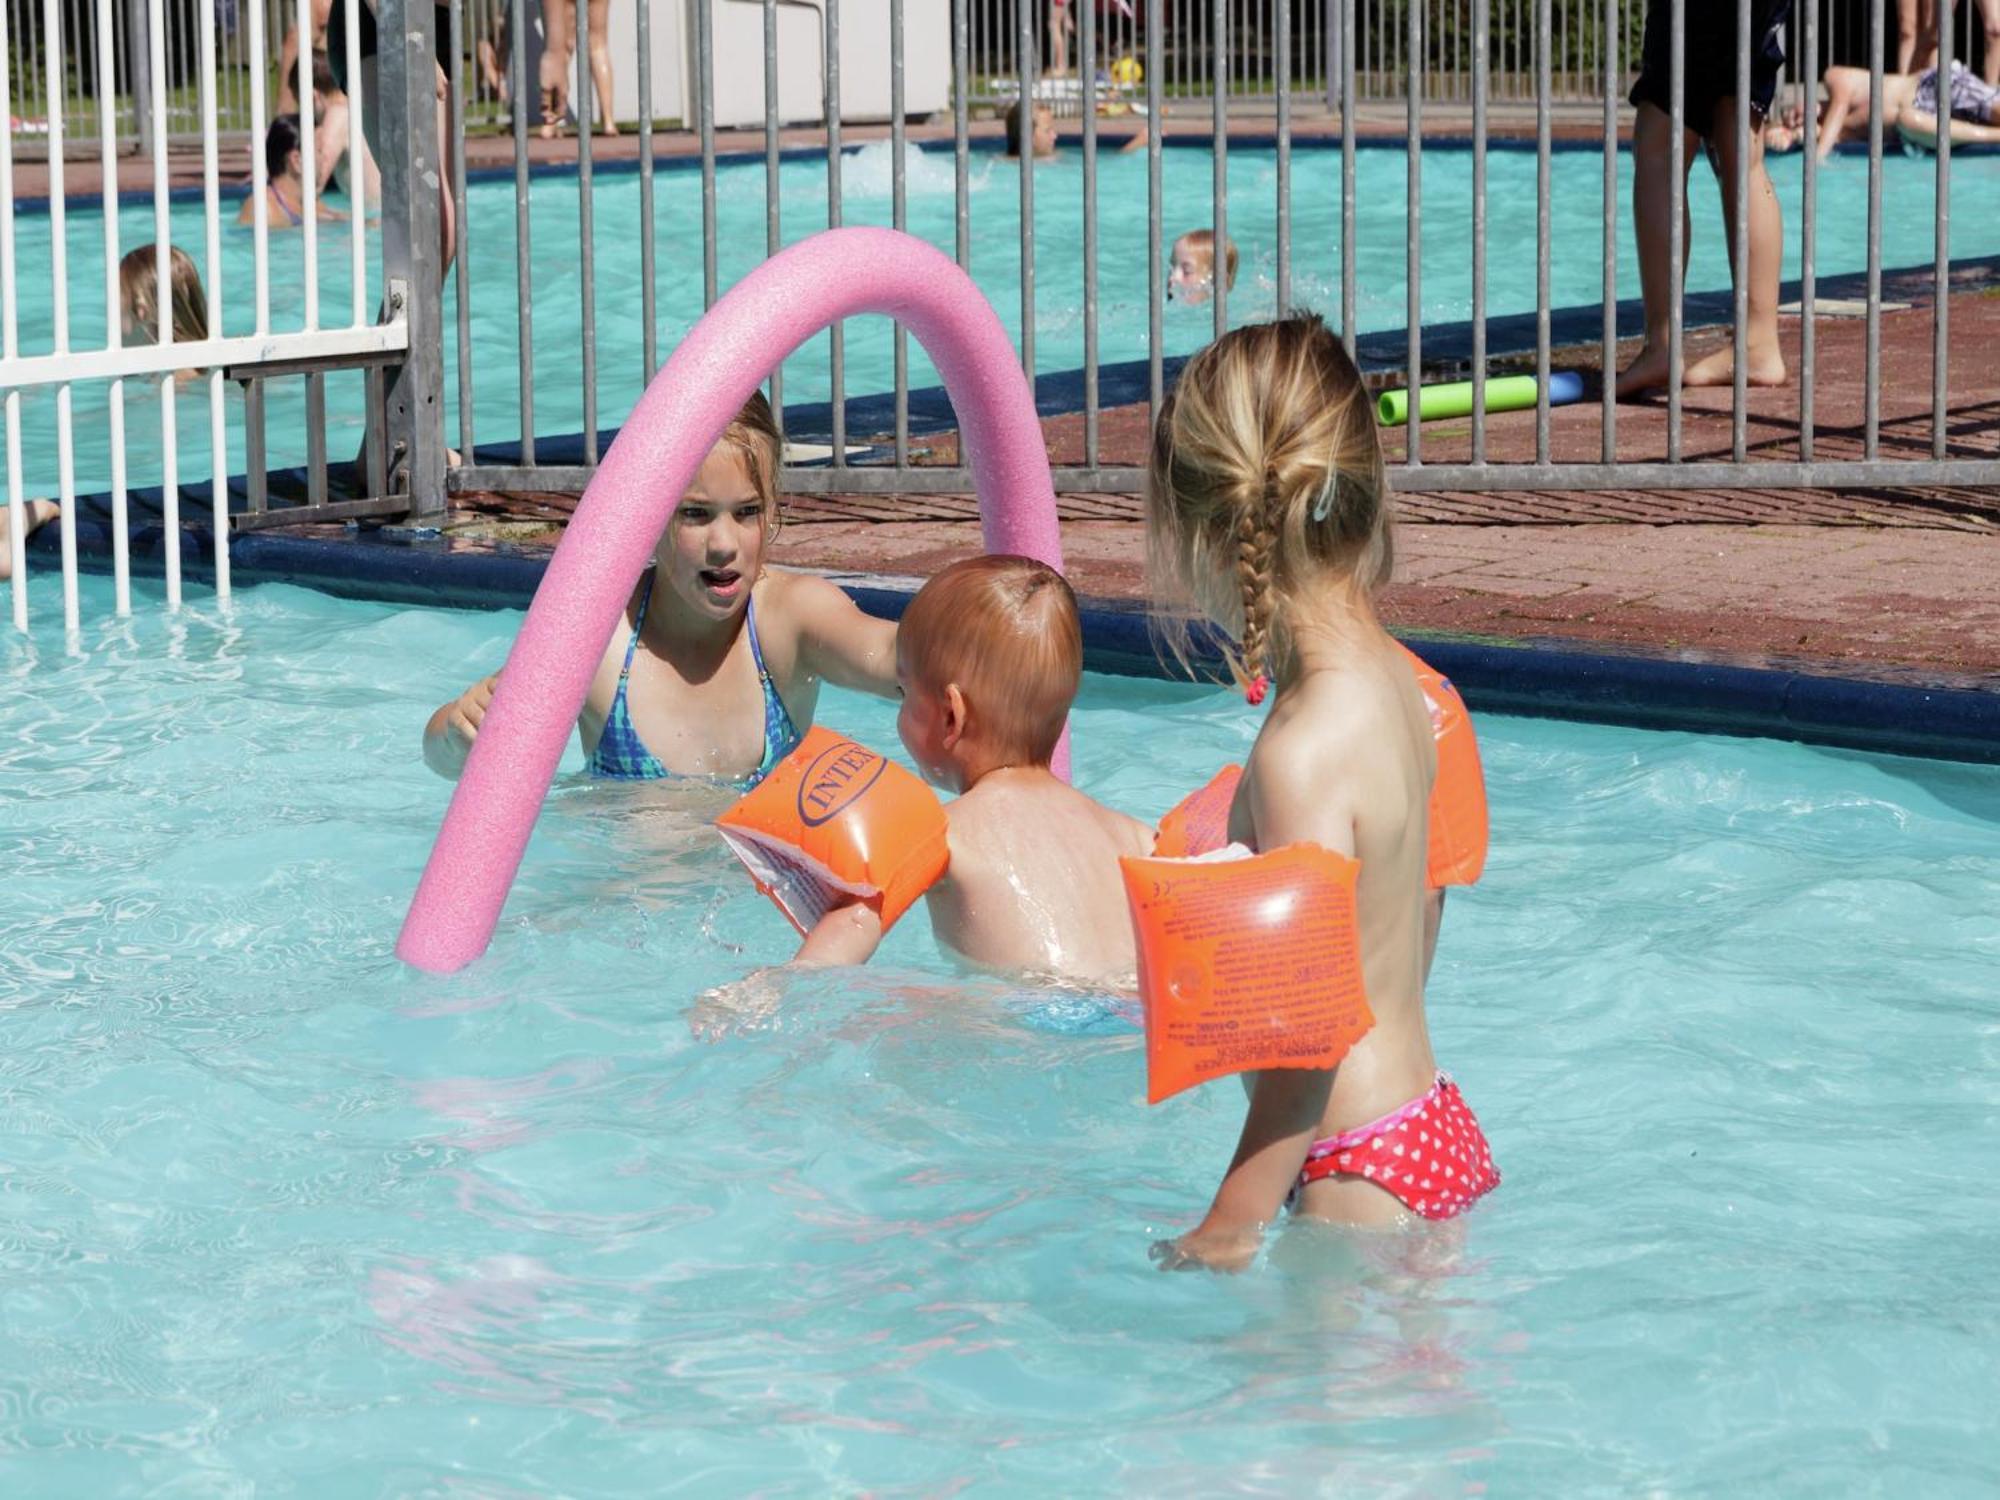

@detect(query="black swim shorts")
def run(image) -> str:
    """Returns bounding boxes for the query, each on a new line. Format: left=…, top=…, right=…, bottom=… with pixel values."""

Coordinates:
left=1628, top=0, right=1795, bottom=139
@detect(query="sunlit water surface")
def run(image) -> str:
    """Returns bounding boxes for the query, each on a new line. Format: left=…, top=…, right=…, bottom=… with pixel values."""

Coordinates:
left=2, top=576, right=1997, bottom=1495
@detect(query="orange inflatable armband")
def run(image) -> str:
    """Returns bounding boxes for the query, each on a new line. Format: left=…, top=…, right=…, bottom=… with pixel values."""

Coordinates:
left=717, top=726, right=949, bottom=936
left=1119, top=843, right=1375, bottom=1103
left=1153, top=764, right=1242, bottom=859
left=1397, top=644, right=1489, bottom=888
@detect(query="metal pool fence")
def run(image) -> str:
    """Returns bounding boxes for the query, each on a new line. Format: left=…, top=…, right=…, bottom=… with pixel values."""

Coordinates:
left=3, top=0, right=1997, bottom=635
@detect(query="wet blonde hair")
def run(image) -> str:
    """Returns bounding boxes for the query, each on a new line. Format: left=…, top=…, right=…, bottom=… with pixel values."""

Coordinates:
left=900, top=554, right=1080, bottom=767
left=1146, top=314, right=1390, bottom=692
left=710, top=388, right=783, bottom=534
left=1177, top=229, right=1239, bottom=291
left=119, top=244, right=209, bottom=349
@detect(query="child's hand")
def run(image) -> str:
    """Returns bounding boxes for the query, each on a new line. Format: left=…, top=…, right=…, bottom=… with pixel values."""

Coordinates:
left=445, top=674, right=499, bottom=751
left=689, top=966, right=789, bottom=1042
left=1149, top=1225, right=1262, bottom=1274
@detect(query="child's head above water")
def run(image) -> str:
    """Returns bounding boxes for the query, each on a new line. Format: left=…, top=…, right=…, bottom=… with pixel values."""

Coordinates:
left=1004, top=101, right=1058, bottom=159
left=896, top=554, right=1081, bottom=789
left=1146, top=313, right=1390, bottom=698
left=655, top=389, right=785, bottom=619
left=119, top=243, right=209, bottom=347
left=1169, top=229, right=1238, bottom=306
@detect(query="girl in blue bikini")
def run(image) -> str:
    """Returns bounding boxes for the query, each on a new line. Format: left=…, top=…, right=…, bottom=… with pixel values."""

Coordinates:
left=423, top=392, right=898, bottom=788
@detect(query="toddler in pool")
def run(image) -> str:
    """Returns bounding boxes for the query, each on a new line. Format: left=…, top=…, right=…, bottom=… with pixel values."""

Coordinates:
left=1145, top=314, right=1499, bottom=1271
left=791, top=554, right=1155, bottom=983
left=424, top=391, right=899, bottom=789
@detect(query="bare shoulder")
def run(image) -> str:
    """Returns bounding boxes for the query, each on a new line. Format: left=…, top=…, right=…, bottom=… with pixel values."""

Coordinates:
left=753, top=568, right=844, bottom=640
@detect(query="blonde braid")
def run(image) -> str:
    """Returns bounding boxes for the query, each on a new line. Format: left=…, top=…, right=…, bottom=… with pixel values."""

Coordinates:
left=1234, top=472, right=1279, bottom=703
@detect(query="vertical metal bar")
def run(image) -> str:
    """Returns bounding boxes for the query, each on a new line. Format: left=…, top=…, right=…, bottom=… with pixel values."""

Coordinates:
left=1472, top=0, right=1487, bottom=464
left=1932, top=0, right=1951, bottom=460
left=1865, top=0, right=1881, bottom=459
left=364, top=368, right=388, bottom=496
left=1799, top=0, right=1815, bottom=461
left=251, top=0, right=270, bottom=330
left=245, top=380, right=268, bottom=512
left=1275, top=0, right=1291, bottom=315
left=199, top=0, right=228, bottom=603
left=1600, top=0, right=1616, bottom=464
left=1147, top=0, right=1163, bottom=422
left=892, top=0, right=909, bottom=465
left=1405, top=0, right=1420, bottom=465
left=3, top=0, right=26, bottom=626
left=451, top=0, right=474, bottom=458
left=1535, top=0, right=1550, bottom=465
left=1080, top=0, right=1098, bottom=464
left=577, top=0, right=598, bottom=462
left=764, top=0, right=783, bottom=437
left=42, top=0, right=77, bottom=629
left=1667, top=0, right=1683, bottom=462
left=1340, top=0, right=1354, bottom=354
left=96, top=0, right=129, bottom=613
left=513, top=0, right=534, bottom=464
left=347, top=0, right=365, bottom=319
left=827, top=0, right=845, bottom=466
left=296, top=0, right=318, bottom=330
left=1730, top=0, right=1748, bottom=462
left=697, top=0, right=717, bottom=306
left=1210, top=0, right=1227, bottom=338
left=954, top=0, right=970, bottom=272
left=381, top=0, right=447, bottom=515
left=1017, top=0, right=1035, bottom=387
left=307, top=374, right=329, bottom=505
left=640, top=0, right=657, bottom=379
left=147, top=0, right=179, bottom=607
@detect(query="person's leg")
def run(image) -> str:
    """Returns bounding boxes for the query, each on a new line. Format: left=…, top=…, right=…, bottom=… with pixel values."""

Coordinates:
left=539, top=0, right=572, bottom=137
left=1685, top=96, right=1786, bottom=389
left=586, top=0, right=615, bottom=135
left=1616, top=101, right=1697, bottom=399
left=1980, top=0, right=2000, bottom=88
left=1906, top=0, right=1939, bottom=76
left=0, top=499, right=60, bottom=580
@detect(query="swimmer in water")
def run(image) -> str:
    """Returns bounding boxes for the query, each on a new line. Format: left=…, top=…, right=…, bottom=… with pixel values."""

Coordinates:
left=1145, top=314, right=1499, bottom=1271
left=792, top=554, right=1155, bottom=984
left=423, top=391, right=899, bottom=790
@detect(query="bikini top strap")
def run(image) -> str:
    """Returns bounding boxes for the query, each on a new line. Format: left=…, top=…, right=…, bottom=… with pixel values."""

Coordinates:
left=745, top=589, right=774, bottom=685
left=618, top=574, right=655, bottom=682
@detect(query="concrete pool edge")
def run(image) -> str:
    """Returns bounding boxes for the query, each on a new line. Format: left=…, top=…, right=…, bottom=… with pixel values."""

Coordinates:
left=33, top=520, right=2000, bottom=767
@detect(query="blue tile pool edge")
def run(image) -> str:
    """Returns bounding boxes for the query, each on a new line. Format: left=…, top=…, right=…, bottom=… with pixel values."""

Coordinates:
left=27, top=518, right=2000, bottom=767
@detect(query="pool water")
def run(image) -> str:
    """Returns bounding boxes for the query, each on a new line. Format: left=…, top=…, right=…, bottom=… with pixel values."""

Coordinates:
left=8, top=139, right=1999, bottom=499
left=4, top=576, right=1998, bottom=1495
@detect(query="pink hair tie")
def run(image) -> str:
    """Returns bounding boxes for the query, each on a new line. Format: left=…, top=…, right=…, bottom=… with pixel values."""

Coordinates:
left=1245, top=674, right=1270, bottom=707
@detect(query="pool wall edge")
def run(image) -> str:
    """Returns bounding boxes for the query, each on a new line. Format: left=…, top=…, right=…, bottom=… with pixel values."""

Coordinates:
left=28, top=523, right=2000, bottom=766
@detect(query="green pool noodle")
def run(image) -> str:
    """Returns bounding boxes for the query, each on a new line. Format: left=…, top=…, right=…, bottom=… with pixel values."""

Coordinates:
left=1378, top=370, right=1584, bottom=426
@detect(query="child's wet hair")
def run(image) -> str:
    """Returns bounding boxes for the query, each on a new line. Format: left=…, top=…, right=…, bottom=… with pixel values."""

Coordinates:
left=119, top=243, right=210, bottom=349
left=716, top=389, right=783, bottom=530
left=900, top=555, right=1081, bottom=767
left=1145, top=313, right=1390, bottom=689
left=1177, top=229, right=1239, bottom=291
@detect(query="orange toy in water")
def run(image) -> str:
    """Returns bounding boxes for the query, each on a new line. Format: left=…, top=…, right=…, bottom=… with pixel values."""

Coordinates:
left=1119, top=843, right=1375, bottom=1103
left=717, top=727, right=948, bottom=936
left=1151, top=645, right=1488, bottom=887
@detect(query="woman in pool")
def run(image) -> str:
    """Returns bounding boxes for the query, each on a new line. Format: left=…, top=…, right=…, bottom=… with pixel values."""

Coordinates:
left=423, top=392, right=899, bottom=787
left=1145, top=315, right=1498, bottom=1272
left=236, top=115, right=347, bottom=229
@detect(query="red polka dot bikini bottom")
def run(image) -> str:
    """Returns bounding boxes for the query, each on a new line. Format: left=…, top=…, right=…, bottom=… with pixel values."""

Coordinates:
left=1297, top=1072, right=1499, bottom=1221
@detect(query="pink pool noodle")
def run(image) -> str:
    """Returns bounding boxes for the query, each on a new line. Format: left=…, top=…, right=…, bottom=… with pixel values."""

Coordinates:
left=397, top=227, right=1065, bottom=973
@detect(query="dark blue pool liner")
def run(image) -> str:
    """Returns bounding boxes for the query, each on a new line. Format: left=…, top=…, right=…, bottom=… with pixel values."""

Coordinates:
left=30, top=517, right=2000, bottom=766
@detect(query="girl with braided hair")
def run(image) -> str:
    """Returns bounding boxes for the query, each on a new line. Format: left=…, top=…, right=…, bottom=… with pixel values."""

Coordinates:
left=1144, top=315, right=1498, bottom=1271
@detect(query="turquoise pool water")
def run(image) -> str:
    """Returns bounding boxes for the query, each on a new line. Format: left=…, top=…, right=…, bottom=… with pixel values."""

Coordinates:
left=4, top=575, right=1998, bottom=1494
left=7, top=140, right=1999, bottom=498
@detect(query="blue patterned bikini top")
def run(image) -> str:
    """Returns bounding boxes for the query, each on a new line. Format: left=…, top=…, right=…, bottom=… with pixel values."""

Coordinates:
left=586, top=575, right=802, bottom=789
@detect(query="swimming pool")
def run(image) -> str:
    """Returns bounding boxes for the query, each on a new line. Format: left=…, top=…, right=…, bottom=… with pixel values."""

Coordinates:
left=4, top=574, right=1997, bottom=1494
left=8, top=140, right=1999, bottom=499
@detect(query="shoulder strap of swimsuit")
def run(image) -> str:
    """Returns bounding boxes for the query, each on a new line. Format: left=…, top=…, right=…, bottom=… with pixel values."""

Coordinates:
left=745, top=588, right=774, bottom=683
left=618, top=574, right=654, bottom=682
